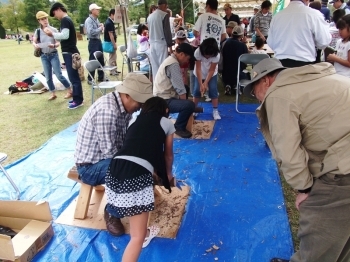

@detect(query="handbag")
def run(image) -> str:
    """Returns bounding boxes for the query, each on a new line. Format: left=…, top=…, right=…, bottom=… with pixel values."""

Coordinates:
left=34, top=29, right=42, bottom=57
left=126, top=32, right=137, bottom=59
left=102, top=41, right=114, bottom=53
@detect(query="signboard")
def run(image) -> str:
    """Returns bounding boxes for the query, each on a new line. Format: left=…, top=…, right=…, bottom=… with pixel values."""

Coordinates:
left=114, top=6, right=122, bottom=23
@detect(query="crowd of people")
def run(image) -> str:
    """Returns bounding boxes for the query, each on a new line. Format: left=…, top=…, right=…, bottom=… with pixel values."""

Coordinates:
left=28, top=0, right=350, bottom=261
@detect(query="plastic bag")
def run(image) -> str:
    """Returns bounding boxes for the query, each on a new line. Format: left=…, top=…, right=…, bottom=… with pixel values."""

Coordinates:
left=126, top=32, right=137, bottom=59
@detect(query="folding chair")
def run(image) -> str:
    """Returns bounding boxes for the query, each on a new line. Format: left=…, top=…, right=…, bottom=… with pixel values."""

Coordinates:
left=235, top=53, right=269, bottom=114
left=0, top=152, right=20, bottom=200
left=93, top=51, right=117, bottom=81
left=119, top=45, right=148, bottom=79
left=84, top=60, right=122, bottom=104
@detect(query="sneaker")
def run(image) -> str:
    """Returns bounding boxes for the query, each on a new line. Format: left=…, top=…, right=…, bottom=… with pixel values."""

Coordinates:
left=68, top=101, right=83, bottom=109
left=213, top=110, right=221, bottom=120
left=205, top=96, right=211, bottom=102
left=175, top=129, right=192, bottom=138
left=68, top=100, right=74, bottom=104
left=225, top=85, right=231, bottom=95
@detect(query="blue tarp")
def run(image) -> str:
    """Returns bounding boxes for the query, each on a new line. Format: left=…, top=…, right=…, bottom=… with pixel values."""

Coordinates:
left=0, top=103, right=294, bottom=262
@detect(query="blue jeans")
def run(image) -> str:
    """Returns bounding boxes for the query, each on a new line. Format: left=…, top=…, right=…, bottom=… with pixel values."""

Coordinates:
left=193, top=74, right=218, bottom=99
left=41, top=52, right=70, bottom=92
left=76, top=158, right=111, bottom=186
left=62, top=52, right=83, bottom=104
left=166, top=98, right=195, bottom=131
left=88, top=39, right=104, bottom=81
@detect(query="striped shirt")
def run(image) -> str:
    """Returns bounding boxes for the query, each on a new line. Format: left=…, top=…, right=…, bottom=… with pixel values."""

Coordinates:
left=85, top=15, right=102, bottom=39
left=254, top=11, right=272, bottom=37
left=74, top=91, right=132, bottom=164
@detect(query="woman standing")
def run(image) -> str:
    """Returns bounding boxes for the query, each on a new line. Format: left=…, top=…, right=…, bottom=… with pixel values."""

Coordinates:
left=33, top=11, right=72, bottom=101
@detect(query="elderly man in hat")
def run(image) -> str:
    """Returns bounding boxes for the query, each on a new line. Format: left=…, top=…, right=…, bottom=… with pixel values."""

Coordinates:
left=85, top=3, right=105, bottom=84
left=248, top=5, right=260, bottom=35
left=75, top=73, right=153, bottom=236
left=243, top=58, right=350, bottom=262
left=46, top=2, right=84, bottom=109
left=223, top=3, right=241, bottom=26
left=147, top=0, right=173, bottom=83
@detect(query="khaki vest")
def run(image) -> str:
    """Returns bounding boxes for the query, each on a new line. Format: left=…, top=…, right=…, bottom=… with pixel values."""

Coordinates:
left=153, top=56, right=179, bottom=99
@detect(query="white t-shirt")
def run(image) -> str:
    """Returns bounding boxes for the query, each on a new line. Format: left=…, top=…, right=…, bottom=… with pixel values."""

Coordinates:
left=193, top=13, right=226, bottom=47
left=251, top=48, right=267, bottom=54
left=129, top=116, right=175, bottom=135
left=193, top=48, right=220, bottom=79
left=335, top=39, right=350, bottom=77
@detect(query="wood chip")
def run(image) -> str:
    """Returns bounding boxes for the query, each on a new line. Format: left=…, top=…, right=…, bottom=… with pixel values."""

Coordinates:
left=212, top=244, right=220, bottom=250
left=206, top=248, right=213, bottom=253
left=214, top=258, right=219, bottom=261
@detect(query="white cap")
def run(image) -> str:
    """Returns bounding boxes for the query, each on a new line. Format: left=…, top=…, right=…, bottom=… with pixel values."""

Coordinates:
left=89, top=3, right=102, bottom=11
left=253, top=5, right=260, bottom=10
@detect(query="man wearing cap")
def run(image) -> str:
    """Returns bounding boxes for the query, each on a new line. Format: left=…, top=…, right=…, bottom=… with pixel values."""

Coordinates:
left=254, top=1, right=272, bottom=43
left=226, top=21, right=238, bottom=38
left=154, top=43, right=196, bottom=138
left=331, top=0, right=350, bottom=14
left=223, top=3, right=241, bottom=26
left=243, top=58, right=350, bottom=262
left=267, top=0, right=331, bottom=68
left=321, top=0, right=331, bottom=20
left=85, top=4, right=105, bottom=84
left=147, top=0, right=173, bottom=83
left=222, top=25, right=248, bottom=95
left=248, top=6, right=260, bottom=35
left=193, top=0, right=226, bottom=48
left=75, top=73, right=153, bottom=235
left=47, top=2, right=84, bottom=109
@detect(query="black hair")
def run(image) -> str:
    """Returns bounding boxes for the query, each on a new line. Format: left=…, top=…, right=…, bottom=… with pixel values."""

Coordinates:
left=333, top=9, right=346, bottom=23
left=205, top=0, right=218, bottom=11
left=141, top=97, right=169, bottom=117
left=255, top=37, right=264, bottom=49
left=149, top=4, right=157, bottom=14
left=178, top=26, right=185, bottom=31
left=261, top=0, right=272, bottom=9
left=109, top=9, right=115, bottom=16
left=309, top=1, right=322, bottom=10
left=137, top=24, right=148, bottom=35
left=336, top=14, right=350, bottom=30
left=199, top=38, right=219, bottom=57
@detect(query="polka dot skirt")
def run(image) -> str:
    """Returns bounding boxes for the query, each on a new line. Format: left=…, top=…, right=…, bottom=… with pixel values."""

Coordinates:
left=106, top=173, right=154, bottom=218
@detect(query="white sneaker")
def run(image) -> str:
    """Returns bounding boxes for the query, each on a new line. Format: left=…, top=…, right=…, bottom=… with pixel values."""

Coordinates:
left=213, top=110, right=221, bottom=120
left=205, top=96, right=211, bottom=102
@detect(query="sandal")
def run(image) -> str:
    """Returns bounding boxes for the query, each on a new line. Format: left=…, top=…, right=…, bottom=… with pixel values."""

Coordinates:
left=48, top=95, right=57, bottom=101
left=142, top=225, right=160, bottom=248
left=64, top=92, right=73, bottom=99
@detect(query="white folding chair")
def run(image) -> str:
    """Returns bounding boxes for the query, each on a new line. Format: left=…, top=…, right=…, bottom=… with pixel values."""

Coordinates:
left=119, top=45, right=148, bottom=79
left=235, top=53, right=269, bottom=114
left=93, top=51, right=118, bottom=81
left=84, top=60, right=122, bottom=104
left=0, top=153, right=20, bottom=200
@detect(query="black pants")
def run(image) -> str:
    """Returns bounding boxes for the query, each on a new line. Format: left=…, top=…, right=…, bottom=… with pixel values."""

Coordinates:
left=279, top=59, right=315, bottom=68
left=88, top=39, right=105, bottom=81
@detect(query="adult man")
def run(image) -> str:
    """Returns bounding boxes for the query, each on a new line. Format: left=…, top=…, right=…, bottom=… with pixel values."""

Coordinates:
left=248, top=5, right=260, bottom=35
left=154, top=43, right=195, bottom=138
left=47, top=2, right=84, bottom=109
left=222, top=3, right=240, bottom=26
left=104, top=9, right=119, bottom=76
left=147, top=0, right=173, bottom=83
left=267, top=0, right=331, bottom=68
left=85, top=3, right=105, bottom=84
left=193, top=0, right=226, bottom=48
left=243, top=58, right=350, bottom=262
left=321, top=0, right=331, bottom=20
left=75, top=73, right=152, bottom=235
left=226, top=21, right=237, bottom=38
left=330, top=0, right=350, bottom=14
left=254, top=1, right=272, bottom=43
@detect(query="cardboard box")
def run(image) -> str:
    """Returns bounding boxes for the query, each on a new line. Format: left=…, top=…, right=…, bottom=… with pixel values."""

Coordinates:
left=0, top=201, right=53, bottom=262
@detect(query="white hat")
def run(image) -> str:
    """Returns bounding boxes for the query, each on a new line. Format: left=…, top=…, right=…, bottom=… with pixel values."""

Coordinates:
left=89, top=3, right=102, bottom=11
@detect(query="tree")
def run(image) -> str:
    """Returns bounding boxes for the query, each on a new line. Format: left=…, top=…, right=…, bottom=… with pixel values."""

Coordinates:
left=22, top=0, right=51, bottom=31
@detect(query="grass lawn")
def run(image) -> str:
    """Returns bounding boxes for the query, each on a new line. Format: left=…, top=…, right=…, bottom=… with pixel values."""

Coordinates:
left=0, top=36, right=299, bottom=250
